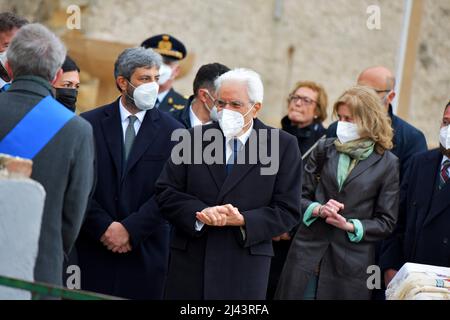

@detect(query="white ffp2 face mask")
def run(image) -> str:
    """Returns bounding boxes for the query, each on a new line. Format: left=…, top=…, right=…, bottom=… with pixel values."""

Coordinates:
left=158, top=63, right=172, bottom=85
left=203, top=90, right=218, bottom=122
left=205, top=104, right=219, bottom=122
left=336, top=121, right=360, bottom=143
left=440, top=125, right=450, bottom=149
left=129, top=81, right=159, bottom=111
left=218, top=104, right=255, bottom=138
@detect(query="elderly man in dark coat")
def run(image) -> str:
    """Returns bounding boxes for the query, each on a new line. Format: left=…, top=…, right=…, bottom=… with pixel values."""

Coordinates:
left=156, top=68, right=302, bottom=300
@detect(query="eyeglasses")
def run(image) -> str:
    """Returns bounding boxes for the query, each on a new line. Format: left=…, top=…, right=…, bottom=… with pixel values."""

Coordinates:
left=214, top=99, right=251, bottom=109
left=288, top=95, right=317, bottom=106
left=374, top=89, right=391, bottom=94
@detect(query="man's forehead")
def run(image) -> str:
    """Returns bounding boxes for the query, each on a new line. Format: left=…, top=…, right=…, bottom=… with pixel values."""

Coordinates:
left=358, top=73, right=393, bottom=90
left=133, top=66, right=159, bottom=76
left=219, top=81, right=247, bottom=93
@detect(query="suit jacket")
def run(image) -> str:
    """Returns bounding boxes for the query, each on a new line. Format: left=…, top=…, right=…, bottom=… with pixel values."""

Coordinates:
left=158, top=88, right=187, bottom=113
left=76, top=98, right=183, bottom=299
left=0, top=76, right=95, bottom=286
left=380, top=149, right=450, bottom=271
left=275, top=138, right=399, bottom=300
left=155, top=119, right=302, bottom=299
left=326, top=105, right=427, bottom=181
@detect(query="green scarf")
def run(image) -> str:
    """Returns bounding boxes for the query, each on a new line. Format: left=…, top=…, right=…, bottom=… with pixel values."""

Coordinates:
left=334, top=139, right=375, bottom=190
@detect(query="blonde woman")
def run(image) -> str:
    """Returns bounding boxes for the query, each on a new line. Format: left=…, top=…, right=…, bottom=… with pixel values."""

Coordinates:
left=275, top=85, right=400, bottom=300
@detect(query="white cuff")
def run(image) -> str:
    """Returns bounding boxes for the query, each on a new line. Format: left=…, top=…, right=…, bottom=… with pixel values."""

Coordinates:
left=195, top=220, right=205, bottom=231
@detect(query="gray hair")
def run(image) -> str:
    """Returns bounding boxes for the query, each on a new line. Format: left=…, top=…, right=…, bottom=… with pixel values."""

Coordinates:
left=7, top=23, right=66, bottom=81
left=215, top=68, right=264, bottom=103
left=114, top=47, right=162, bottom=80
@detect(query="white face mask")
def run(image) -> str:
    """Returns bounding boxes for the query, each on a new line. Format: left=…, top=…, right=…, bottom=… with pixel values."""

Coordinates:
left=336, top=121, right=360, bottom=143
left=440, top=125, right=450, bottom=149
left=218, top=104, right=255, bottom=138
left=128, top=81, right=159, bottom=111
left=158, top=63, right=172, bottom=85
left=203, top=90, right=218, bottom=122
left=209, top=107, right=219, bottom=122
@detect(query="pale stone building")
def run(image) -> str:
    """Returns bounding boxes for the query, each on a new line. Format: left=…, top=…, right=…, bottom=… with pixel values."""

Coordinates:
left=1, top=0, right=449, bottom=147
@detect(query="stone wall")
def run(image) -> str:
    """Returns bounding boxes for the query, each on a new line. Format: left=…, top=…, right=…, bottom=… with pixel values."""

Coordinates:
left=1, top=0, right=448, bottom=147
left=409, top=0, right=450, bottom=147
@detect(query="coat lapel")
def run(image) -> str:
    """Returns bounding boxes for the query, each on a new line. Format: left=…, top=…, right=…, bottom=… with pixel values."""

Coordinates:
left=216, top=120, right=264, bottom=202
left=423, top=151, right=450, bottom=226
left=341, top=151, right=382, bottom=188
left=123, top=108, right=160, bottom=177
left=412, top=150, right=439, bottom=229
left=324, top=145, right=340, bottom=192
left=100, top=99, right=123, bottom=179
left=204, top=124, right=227, bottom=191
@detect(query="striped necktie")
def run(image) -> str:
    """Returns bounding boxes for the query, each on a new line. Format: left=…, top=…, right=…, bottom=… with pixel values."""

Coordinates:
left=439, top=159, right=450, bottom=189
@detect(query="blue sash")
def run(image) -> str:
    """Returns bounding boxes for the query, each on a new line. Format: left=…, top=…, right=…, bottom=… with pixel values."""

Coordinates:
left=0, top=96, right=74, bottom=159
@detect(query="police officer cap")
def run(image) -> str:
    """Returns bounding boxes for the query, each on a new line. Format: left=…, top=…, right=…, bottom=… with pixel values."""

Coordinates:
left=141, top=34, right=187, bottom=61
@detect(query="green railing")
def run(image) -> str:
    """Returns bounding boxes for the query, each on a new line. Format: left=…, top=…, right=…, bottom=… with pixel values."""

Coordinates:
left=0, top=275, right=124, bottom=300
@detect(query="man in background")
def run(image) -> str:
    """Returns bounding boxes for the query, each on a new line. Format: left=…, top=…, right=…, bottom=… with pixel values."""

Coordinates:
left=173, top=62, right=229, bottom=128
left=381, top=101, right=450, bottom=287
left=0, top=12, right=28, bottom=91
left=141, top=34, right=188, bottom=113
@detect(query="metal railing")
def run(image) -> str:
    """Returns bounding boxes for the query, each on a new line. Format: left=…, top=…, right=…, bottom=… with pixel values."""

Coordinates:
left=0, top=275, right=124, bottom=300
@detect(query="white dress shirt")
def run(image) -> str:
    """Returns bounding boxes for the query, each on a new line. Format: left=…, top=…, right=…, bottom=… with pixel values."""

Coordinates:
left=0, top=78, right=9, bottom=89
left=189, top=104, right=212, bottom=127
left=225, top=122, right=254, bottom=164
left=119, top=98, right=146, bottom=141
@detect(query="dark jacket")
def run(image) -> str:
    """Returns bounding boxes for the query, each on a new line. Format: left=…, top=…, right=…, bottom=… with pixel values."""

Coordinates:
left=281, top=116, right=326, bottom=157
left=0, top=76, right=95, bottom=286
left=171, top=95, right=193, bottom=128
left=326, top=105, right=427, bottom=180
left=155, top=119, right=302, bottom=299
left=275, top=138, right=399, bottom=300
left=267, top=116, right=326, bottom=299
left=158, top=88, right=187, bottom=113
left=380, top=149, right=450, bottom=271
left=76, top=99, right=183, bottom=299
